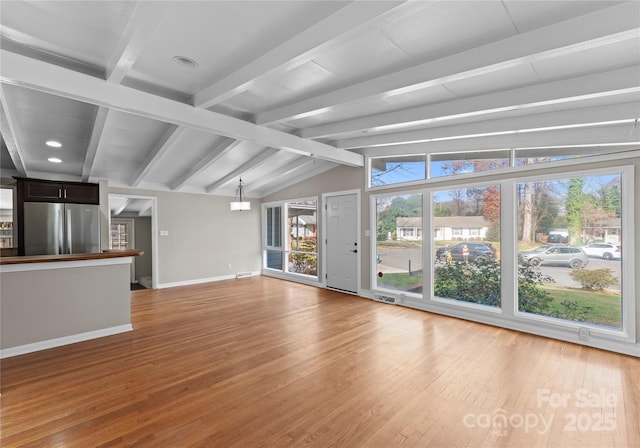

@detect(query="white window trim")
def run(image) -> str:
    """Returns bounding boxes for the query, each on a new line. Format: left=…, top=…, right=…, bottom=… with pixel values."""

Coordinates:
left=366, top=148, right=639, bottom=192
left=261, top=197, right=320, bottom=282
left=510, top=165, right=635, bottom=343
left=370, top=190, right=424, bottom=298
left=369, top=157, right=637, bottom=352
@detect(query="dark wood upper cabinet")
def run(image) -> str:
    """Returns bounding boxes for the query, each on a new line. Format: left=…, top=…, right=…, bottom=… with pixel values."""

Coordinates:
left=62, top=183, right=100, bottom=204
left=16, top=178, right=100, bottom=204
left=22, top=180, right=65, bottom=202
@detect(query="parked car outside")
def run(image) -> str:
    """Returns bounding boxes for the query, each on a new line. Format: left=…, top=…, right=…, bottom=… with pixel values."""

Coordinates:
left=518, top=245, right=589, bottom=269
left=547, top=234, right=569, bottom=244
left=436, top=242, right=497, bottom=262
left=581, top=243, right=621, bottom=260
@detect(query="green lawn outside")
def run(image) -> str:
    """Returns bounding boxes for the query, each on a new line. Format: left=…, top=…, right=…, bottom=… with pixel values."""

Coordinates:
left=377, top=272, right=422, bottom=291
left=539, top=285, right=621, bottom=328
left=375, top=272, right=621, bottom=329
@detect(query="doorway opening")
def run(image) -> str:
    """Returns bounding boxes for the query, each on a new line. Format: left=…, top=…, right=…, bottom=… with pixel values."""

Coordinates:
left=109, top=194, right=158, bottom=289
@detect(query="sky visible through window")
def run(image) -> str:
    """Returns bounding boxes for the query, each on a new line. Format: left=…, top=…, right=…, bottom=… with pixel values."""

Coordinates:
left=372, top=154, right=615, bottom=188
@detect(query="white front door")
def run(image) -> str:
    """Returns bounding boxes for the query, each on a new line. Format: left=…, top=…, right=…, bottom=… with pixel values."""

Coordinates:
left=325, top=193, right=358, bottom=293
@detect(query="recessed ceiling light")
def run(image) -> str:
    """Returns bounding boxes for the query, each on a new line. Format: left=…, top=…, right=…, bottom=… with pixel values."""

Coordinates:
left=172, top=55, right=198, bottom=69
left=48, top=157, right=62, bottom=163
left=46, top=140, right=62, bottom=148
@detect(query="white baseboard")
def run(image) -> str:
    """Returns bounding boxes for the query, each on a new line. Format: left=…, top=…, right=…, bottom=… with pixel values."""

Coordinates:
left=0, top=324, right=133, bottom=359
left=157, top=271, right=261, bottom=289
left=358, top=289, right=375, bottom=299
left=261, top=270, right=323, bottom=288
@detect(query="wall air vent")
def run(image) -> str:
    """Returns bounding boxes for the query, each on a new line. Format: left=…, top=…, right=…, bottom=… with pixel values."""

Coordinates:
left=374, top=295, right=397, bottom=304
left=236, top=272, right=254, bottom=279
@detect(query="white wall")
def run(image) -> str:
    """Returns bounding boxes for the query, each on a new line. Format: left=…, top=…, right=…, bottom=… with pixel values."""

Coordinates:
left=109, top=187, right=262, bottom=287
left=261, top=164, right=367, bottom=287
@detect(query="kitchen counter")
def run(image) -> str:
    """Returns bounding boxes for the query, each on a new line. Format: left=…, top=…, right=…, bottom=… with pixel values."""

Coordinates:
left=0, top=249, right=143, bottom=265
left=1, top=249, right=143, bottom=358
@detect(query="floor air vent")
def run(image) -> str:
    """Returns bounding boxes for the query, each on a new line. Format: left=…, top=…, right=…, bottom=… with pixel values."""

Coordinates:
left=236, top=272, right=253, bottom=279
left=374, top=295, right=397, bottom=304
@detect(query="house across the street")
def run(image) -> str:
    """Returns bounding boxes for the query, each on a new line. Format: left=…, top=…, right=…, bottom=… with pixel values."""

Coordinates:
left=396, top=216, right=491, bottom=241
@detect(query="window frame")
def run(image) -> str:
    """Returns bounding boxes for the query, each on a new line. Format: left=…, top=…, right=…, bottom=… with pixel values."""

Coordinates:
left=366, top=148, right=638, bottom=191
left=261, top=197, right=321, bottom=285
left=371, top=190, right=424, bottom=299
left=510, top=165, right=635, bottom=343
left=368, top=155, right=637, bottom=348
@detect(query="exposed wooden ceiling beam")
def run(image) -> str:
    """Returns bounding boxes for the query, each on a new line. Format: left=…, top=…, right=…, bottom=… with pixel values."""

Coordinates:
left=112, top=198, right=130, bottom=217
left=82, top=107, right=109, bottom=181
left=171, top=138, right=241, bottom=191
left=302, top=67, right=640, bottom=139
left=0, top=85, right=27, bottom=177
left=243, top=156, right=316, bottom=194
left=255, top=2, right=640, bottom=126
left=258, top=160, right=337, bottom=198
left=131, top=125, right=182, bottom=187
left=205, top=148, right=280, bottom=193
left=336, top=102, right=640, bottom=149
left=106, top=2, right=169, bottom=84
left=359, top=123, right=640, bottom=156
left=0, top=49, right=363, bottom=167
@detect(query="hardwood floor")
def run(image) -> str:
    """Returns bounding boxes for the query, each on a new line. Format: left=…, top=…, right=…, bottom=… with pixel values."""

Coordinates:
left=2, top=276, right=639, bottom=447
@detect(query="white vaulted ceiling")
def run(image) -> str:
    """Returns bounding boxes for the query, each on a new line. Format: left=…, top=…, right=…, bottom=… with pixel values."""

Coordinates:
left=0, top=1, right=638, bottom=201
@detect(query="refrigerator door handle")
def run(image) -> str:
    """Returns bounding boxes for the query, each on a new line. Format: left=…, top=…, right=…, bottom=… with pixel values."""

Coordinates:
left=58, top=205, right=65, bottom=254
left=66, top=208, right=72, bottom=254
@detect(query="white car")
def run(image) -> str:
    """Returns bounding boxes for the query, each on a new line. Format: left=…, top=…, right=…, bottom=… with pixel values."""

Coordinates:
left=581, top=243, right=621, bottom=260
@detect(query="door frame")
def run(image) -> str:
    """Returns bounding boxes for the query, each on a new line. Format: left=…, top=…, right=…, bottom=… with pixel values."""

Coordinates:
left=322, top=189, right=361, bottom=295
left=108, top=194, right=158, bottom=289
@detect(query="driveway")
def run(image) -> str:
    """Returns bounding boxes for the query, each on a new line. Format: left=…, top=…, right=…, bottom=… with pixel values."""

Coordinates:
left=539, top=258, right=621, bottom=291
left=376, top=246, right=422, bottom=274
left=376, top=245, right=622, bottom=291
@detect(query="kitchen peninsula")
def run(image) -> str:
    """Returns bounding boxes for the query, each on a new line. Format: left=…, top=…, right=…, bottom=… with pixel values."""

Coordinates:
left=0, top=249, right=142, bottom=358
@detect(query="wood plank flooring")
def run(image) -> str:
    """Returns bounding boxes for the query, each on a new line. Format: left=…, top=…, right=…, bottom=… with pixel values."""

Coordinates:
left=1, top=276, right=639, bottom=447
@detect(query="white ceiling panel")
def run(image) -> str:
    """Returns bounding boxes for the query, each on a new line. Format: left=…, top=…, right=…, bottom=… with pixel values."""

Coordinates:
left=91, top=110, right=171, bottom=183
left=312, top=30, right=411, bottom=83
left=270, top=61, right=344, bottom=96
left=142, top=129, right=230, bottom=186
left=383, top=0, right=516, bottom=61
left=215, top=80, right=303, bottom=116
left=1, top=84, right=95, bottom=176
left=504, top=1, right=625, bottom=33
left=126, top=1, right=346, bottom=95
left=185, top=141, right=268, bottom=191
left=0, top=1, right=637, bottom=201
left=0, top=0, right=133, bottom=69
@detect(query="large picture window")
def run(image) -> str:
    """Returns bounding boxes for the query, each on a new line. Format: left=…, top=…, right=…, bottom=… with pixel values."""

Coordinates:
left=516, top=173, right=624, bottom=329
left=263, top=199, right=318, bottom=280
left=369, top=155, right=636, bottom=353
left=265, top=206, right=282, bottom=270
left=432, top=185, right=501, bottom=308
left=375, top=193, right=422, bottom=295
left=286, top=200, right=317, bottom=276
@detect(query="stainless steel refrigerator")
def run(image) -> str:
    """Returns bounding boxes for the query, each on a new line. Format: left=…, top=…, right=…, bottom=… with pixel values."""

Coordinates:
left=23, top=202, right=100, bottom=255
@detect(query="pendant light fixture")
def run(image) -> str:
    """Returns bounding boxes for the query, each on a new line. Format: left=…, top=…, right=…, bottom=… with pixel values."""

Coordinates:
left=230, top=178, right=250, bottom=211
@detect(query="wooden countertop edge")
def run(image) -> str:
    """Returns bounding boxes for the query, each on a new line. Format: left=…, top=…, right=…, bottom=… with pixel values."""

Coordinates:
left=0, top=250, right=144, bottom=265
